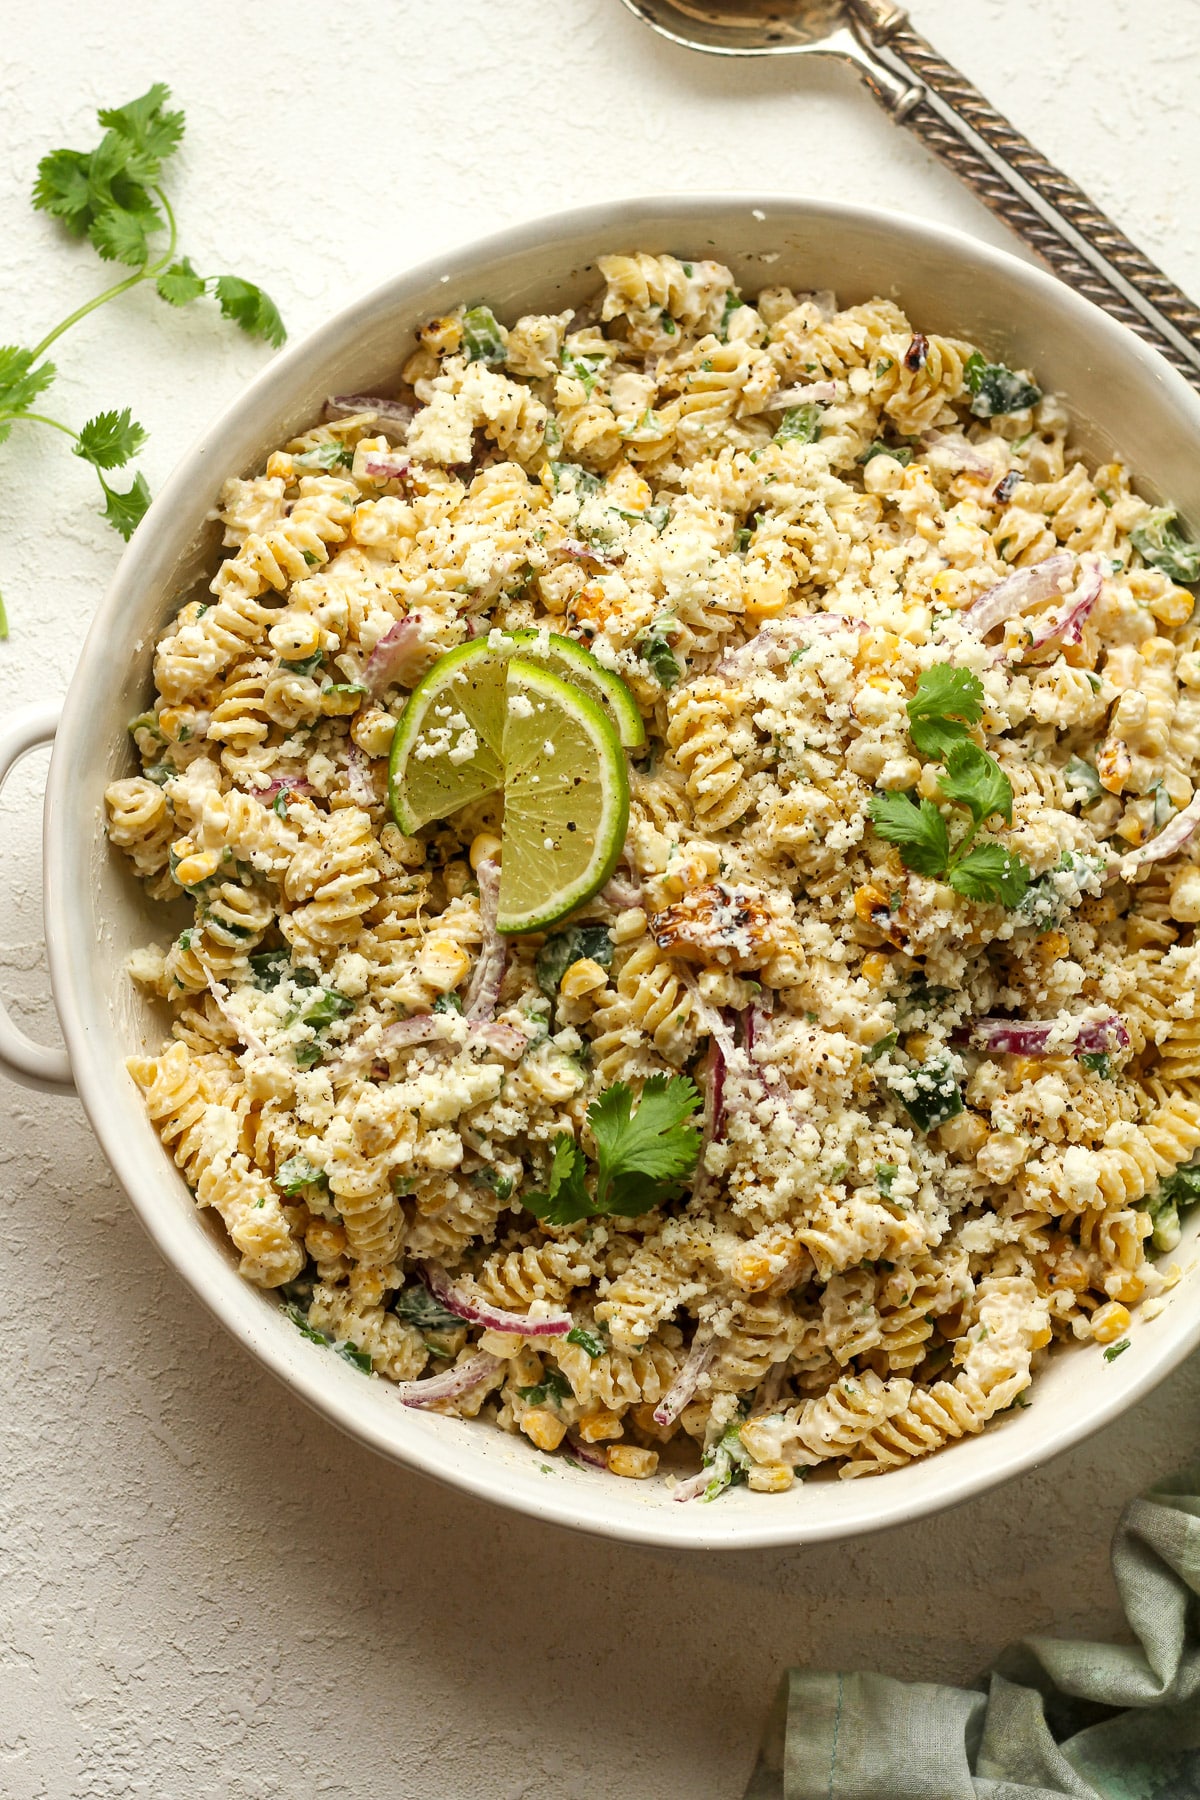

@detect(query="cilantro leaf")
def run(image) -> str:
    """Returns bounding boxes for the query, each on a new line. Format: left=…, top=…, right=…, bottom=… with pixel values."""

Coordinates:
left=524, top=1133, right=593, bottom=1227
left=74, top=407, right=147, bottom=470
left=31, top=149, right=94, bottom=232
left=0, top=346, right=56, bottom=418
left=963, top=352, right=1041, bottom=419
left=89, top=202, right=156, bottom=267
left=906, top=664, right=985, bottom=759
left=214, top=275, right=287, bottom=348
left=868, top=790, right=950, bottom=878
left=947, top=844, right=1030, bottom=907
left=96, top=83, right=185, bottom=177
left=591, top=1075, right=701, bottom=1214
left=1130, top=508, right=1200, bottom=585
left=99, top=470, right=151, bottom=539
left=156, top=256, right=207, bottom=306
left=938, top=740, right=1014, bottom=826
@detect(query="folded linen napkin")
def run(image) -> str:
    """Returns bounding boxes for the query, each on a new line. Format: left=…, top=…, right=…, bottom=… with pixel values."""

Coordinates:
left=744, top=1468, right=1200, bottom=1799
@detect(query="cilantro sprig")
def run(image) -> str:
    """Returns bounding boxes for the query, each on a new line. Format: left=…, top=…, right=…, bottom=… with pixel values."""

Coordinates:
left=0, top=84, right=285, bottom=638
left=868, top=665, right=1030, bottom=907
left=524, top=1075, right=702, bottom=1227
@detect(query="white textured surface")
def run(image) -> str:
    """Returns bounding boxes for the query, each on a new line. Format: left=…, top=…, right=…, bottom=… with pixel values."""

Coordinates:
left=3, top=4, right=1200, bottom=1795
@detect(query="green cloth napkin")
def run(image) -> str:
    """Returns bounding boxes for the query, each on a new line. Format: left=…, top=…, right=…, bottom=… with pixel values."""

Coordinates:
left=744, top=1469, right=1200, bottom=1799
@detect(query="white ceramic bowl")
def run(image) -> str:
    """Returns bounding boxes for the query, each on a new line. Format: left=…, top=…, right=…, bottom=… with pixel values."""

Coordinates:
left=5, top=196, right=1200, bottom=1550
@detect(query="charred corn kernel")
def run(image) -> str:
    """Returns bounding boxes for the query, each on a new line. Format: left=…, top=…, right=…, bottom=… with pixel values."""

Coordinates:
left=854, top=883, right=890, bottom=926
left=608, top=1445, right=659, bottom=1479
left=1104, top=1270, right=1146, bottom=1305
left=1149, top=584, right=1195, bottom=628
left=936, top=1109, right=989, bottom=1158
left=419, top=313, right=463, bottom=354
left=1097, top=736, right=1132, bottom=794
left=322, top=683, right=365, bottom=717
left=860, top=951, right=891, bottom=985
left=1033, top=930, right=1071, bottom=966
left=1048, top=1249, right=1090, bottom=1292
left=265, top=450, right=296, bottom=482
left=417, top=937, right=471, bottom=991
left=1076, top=895, right=1118, bottom=927
left=560, top=956, right=608, bottom=999
left=1170, top=867, right=1200, bottom=923
left=733, top=1250, right=775, bottom=1293
left=612, top=906, right=647, bottom=944
left=521, top=1408, right=567, bottom=1452
left=903, top=1031, right=935, bottom=1062
left=468, top=832, right=504, bottom=871
left=663, top=843, right=722, bottom=896
left=173, top=847, right=222, bottom=888
left=577, top=1408, right=624, bottom=1443
left=1091, top=1301, right=1131, bottom=1345
left=269, top=611, right=324, bottom=661
left=747, top=1463, right=795, bottom=1494
left=351, top=706, right=397, bottom=758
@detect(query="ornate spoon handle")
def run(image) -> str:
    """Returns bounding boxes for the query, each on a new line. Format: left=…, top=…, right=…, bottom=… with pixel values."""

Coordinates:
left=848, top=2, right=1200, bottom=389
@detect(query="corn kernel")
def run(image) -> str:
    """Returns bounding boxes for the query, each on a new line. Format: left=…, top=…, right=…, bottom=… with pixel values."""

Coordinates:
left=157, top=706, right=195, bottom=744
left=265, top=450, right=296, bottom=482
left=1170, top=867, right=1200, bottom=924
left=855, top=630, right=901, bottom=670
left=903, top=1030, right=935, bottom=1062
left=351, top=706, right=397, bottom=758
left=269, top=611, right=324, bottom=661
left=521, top=1408, right=567, bottom=1452
left=747, top=1463, right=794, bottom=1493
left=936, top=1109, right=989, bottom=1158
left=322, top=684, right=365, bottom=717
left=1007, top=1055, right=1044, bottom=1085
left=419, top=313, right=464, bottom=355
left=1030, top=1322, right=1053, bottom=1350
left=1033, top=930, right=1070, bottom=966
left=418, top=937, right=471, bottom=992
left=1097, top=737, right=1132, bottom=794
left=1103, top=1269, right=1145, bottom=1305
left=733, top=1249, right=775, bottom=1293
left=743, top=572, right=791, bottom=617
left=469, top=832, right=503, bottom=871
left=1090, top=1301, right=1131, bottom=1344
left=611, top=906, right=647, bottom=944
left=608, top=1445, right=659, bottom=1479
left=560, top=956, right=608, bottom=1000
left=854, top=883, right=890, bottom=926
left=577, top=1408, right=624, bottom=1443
left=860, top=950, right=890, bottom=985
left=1148, top=585, right=1195, bottom=628
left=173, top=848, right=222, bottom=888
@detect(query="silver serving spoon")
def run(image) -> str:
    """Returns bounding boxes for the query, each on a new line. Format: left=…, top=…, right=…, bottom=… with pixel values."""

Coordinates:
left=619, top=0, right=1200, bottom=390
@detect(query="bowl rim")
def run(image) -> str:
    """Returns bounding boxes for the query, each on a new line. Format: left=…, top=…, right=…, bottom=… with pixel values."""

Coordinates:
left=43, top=191, right=1200, bottom=1550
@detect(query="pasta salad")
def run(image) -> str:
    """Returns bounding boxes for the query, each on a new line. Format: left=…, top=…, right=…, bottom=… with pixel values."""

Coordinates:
left=106, top=250, right=1200, bottom=1499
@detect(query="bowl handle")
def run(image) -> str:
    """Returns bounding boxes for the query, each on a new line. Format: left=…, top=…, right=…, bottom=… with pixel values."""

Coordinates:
left=0, top=703, right=74, bottom=1094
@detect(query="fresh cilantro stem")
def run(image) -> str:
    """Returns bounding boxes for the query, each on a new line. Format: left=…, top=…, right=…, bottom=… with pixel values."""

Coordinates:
left=28, top=184, right=179, bottom=362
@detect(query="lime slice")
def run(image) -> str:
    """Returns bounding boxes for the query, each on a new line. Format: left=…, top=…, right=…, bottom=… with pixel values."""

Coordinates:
left=498, top=659, right=629, bottom=933
left=504, top=629, right=645, bottom=749
left=388, top=638, right=506, bottom=833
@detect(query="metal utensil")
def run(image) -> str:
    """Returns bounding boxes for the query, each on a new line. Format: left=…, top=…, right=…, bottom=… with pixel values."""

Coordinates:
left=619, top=0, right=1200, bottom=389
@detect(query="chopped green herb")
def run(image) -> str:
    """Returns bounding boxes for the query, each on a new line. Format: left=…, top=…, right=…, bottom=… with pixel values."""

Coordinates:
left=274, top=1154, right=327, bottom=1195
left=963, top=352, right=1041, bottom=419
left=638, top=632, right=681, bottom=690
left=285, top=1302, right=328, bottom=1346
left=300, top=987, right=353, bottom=1030
left=393, top=1286, right=463, bottom=1332
left=1103, top=1338, right=1130, bottom=1362
left=859, top=441, right=913, bottom=467
left=279, top=650, right=324, bottom=678
left=876, top=1162, right=898, bottom=1196
left=524, top=1075, right=702, bottom=1227
left=1130, top=508, right=1200, bottom=584
left=432, top=991, right=463, bottom=1013
left=566, top=1324, right=605, bottom=1358
left=1080, top=1051, right=1113, bottom=1079
left=774, top=403, right=821, bottom=445
left=734, top=524, right=752, bottom=553
left=461, top=304, right=506, bottom=364
left=718, top=289, right=743, bottom=340
left=1064, top=756, right=1103, bottom=803
left=473, top=1166, right=515, bottom=1200
left=549, top=460, right=602, bottom=498
left=536, top=923, right=614, bottom=998
left=517, top=1369, right=572, bottom=1408
left=561, top=347, right=608, bottom=395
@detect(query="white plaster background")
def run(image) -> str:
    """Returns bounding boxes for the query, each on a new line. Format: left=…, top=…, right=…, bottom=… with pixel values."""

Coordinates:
left=3, top=3, right=1200, bottom=1795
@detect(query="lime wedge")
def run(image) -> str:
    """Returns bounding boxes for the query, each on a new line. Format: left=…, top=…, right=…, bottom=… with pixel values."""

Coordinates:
left=498, top=659, right=629, bottom=933
left=388, top=638, right=506, bottom=833
left=504, top=629, right=645, bottom=749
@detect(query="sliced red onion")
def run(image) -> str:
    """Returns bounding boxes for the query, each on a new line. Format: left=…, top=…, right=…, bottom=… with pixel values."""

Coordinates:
left=326, top=1014, right=446, bottom=1078
left=346, top=744, right=376, bottom=809
left=362, top=452, right=412, bottom=483
left=921, top=432, right=996, bottom=477
left=967, top=1012, right=1129, bottom=1057
left=325, top=393, right=416, bottom=433
left=600, top=868, right=644, bottom=911
left=771, top=380, right=837, bottom=407
left=1116, top=790, right=1200, bottom=881
left=466, top=1019, right=528, bottom=1059
left=560, top=537, right=623, bottom=567
left=363, top=612, right=430, bottom=699
left=395, top=1351, right=503, bottom=1408
left=653, top=1331, right=716, bottom=1427
left=419, top=1263, right=572, bottom=1337
left=718, top=612, right=865, bottom=676
left=463, top=858, right=505, bottom=1022
left=1024, top=553, right=1104, bottom=652
left=257, top=775, right=314, bottom=802
left=203, top=971, right=273, bottom=1060
left=708, top=1035, right=727, bottom=1145
left=563, top=1433, right=608, bottom=1471
left=962, top=552, right=1074, bottom=636
left=672, top=1465, right=716, bottom=1504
